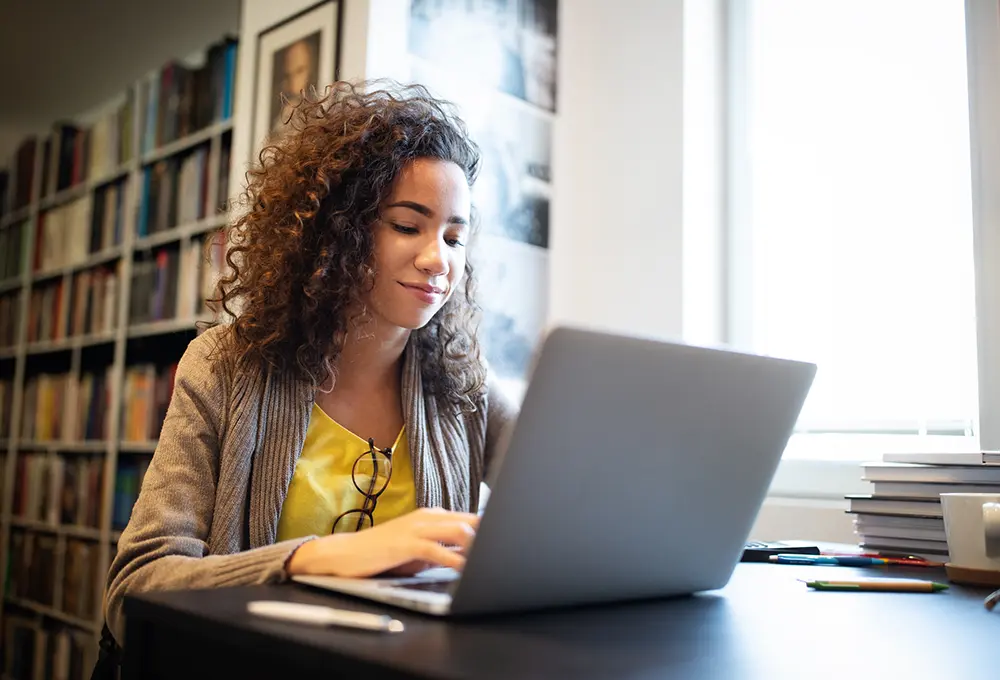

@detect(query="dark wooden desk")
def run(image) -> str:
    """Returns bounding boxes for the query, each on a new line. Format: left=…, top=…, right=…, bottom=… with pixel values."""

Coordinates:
left=123, top=563, right=999, bottom=679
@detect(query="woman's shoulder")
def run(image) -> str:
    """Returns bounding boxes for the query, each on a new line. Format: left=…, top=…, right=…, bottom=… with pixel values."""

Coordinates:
left=177, top=323, right=238, bottom=377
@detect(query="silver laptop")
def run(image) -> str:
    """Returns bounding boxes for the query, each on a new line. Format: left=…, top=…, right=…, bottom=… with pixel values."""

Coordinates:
left=293, top=325, right=816, bottom=616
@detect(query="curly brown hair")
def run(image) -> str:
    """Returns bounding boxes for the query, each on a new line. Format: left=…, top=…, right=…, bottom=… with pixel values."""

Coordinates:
left=211, top=80, right=486, bottom=411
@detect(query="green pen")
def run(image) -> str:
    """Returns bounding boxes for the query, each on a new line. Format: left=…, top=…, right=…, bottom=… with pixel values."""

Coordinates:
left=804, top=579, right=948, bottom=593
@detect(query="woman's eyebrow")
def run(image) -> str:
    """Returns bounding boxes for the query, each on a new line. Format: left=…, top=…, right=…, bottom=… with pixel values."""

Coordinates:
left=387, top=200, right=468, bottom=225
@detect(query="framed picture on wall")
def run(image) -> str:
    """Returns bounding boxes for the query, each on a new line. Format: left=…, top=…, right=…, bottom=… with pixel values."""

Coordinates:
left=251, top=0, right=341, bottom=156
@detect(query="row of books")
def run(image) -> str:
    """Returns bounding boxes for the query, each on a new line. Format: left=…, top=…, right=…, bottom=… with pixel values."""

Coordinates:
left=35, top=95, right=136, bottom=202
left=20, top=369, right=113, bottom=443
left=142, top=36, right=238, bottom=153
left=137, top=136, right=231, bottom=238
left=69, top=264, right=120, bottom=337
left=847, top=450, right=1000, bottom=560
left=90, top=178, right=128, bottom=252
left=32, top=178, right=127, bottom=276
left=129, top=237, right=225, bottom=325
left=3, top=616, right=97, bottom=679
left=10, top=453, right=104, bottom=528
left=122, top=363, right=177, bottom=443
left=6, top=531, right=105, bottom=622
left=5, top=32, right=237, bottom=214
left=26, top=278, right=71, bottom=343
left=0, top=220, right=29, bottom=282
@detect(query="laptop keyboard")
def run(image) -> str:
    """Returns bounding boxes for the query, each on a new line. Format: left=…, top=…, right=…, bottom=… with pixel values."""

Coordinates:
left=392, top=580, right=456, bottom=594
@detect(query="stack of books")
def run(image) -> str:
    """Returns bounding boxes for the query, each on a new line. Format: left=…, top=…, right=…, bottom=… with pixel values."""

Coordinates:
left=847, top=451, right=1000, bottom=561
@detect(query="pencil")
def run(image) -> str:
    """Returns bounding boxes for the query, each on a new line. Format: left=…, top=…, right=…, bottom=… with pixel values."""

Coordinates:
left=803, top=580, right=948, bottom=592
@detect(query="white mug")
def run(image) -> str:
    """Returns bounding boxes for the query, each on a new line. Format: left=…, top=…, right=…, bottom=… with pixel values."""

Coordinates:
left=940, top=493, right=1000, bottom=571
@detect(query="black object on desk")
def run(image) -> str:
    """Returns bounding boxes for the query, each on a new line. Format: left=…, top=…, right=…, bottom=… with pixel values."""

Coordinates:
left=123, top=563, right=998, bottom=680
left=741, top=540, right=821, bottom=562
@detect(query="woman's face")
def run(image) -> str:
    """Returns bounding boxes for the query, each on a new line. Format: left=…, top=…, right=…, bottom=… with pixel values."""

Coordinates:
left=367, top=158, right=472, bottom=331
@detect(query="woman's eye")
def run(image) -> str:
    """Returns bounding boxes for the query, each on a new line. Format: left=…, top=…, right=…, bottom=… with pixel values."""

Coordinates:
left=446, top=237, right=465, bottom=248
left=393, top=224, right=418, bottom=235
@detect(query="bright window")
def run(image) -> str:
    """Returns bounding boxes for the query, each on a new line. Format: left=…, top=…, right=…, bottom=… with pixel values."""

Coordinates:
left=729, top=0, right=979, bottom=457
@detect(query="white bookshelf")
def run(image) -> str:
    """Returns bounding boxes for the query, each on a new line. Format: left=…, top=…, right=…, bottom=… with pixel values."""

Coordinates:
left=0, top=38, right=236, bottom=670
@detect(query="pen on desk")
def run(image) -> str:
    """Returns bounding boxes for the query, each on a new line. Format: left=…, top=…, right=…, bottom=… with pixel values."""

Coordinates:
left=828, top=552, right=942, bottom=567
left=247, top=600, right=405, bottom=632
left=769, top=554, right=894, bottom=566
left=802, top=580, right=949, bottom=592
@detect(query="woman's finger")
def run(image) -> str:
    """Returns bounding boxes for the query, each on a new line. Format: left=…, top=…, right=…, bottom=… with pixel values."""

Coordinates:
left=414, top=540, right=467, bottom=571
left=416, top=521, right=477, bottom=553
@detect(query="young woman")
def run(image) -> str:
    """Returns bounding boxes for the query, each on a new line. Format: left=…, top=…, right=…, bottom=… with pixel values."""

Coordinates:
left=101, top=81, right=517, bottom=648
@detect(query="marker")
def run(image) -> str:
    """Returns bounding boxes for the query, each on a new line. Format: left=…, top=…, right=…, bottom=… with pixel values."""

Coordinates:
left=769, top=554, right=893, bottom=567
left=247, top=600, right=405, bottom=632
left=803, top=579, right=948, bottom=592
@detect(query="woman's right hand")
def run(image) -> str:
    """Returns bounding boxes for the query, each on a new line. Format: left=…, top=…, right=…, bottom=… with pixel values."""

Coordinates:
left=285, top=507, right=480, bottom=578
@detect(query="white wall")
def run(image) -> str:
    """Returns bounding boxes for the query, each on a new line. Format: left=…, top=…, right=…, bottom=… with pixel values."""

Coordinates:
left=549, top=1, right=686, bottom=343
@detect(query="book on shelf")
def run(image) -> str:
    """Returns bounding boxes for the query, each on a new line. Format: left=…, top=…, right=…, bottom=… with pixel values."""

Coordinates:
left=89, top=179, right=127, bottom=251
left=0, top=377, right=12, bottom=438
left=122, top=362, right=178, bottom=442
left=34, top=178, right=127, bottom=275
left=37, top=93, right=135, bottom=200
left=141, top=36, right=238, bottom=153
left=3, top=605, right=99, bottom=679
left=27, top=279, right=71, bottom=343
left=6, top=531, right=58, bottom=607
left=35, top=194, right=92, bottom=272
left=13, top=137, right=36, bottom=209
left=137, top=146, right=212, bottom=238
left=11, top=453, right=103, bottom=528
left=0, top=219, right=31, bottom=280
left=69, top=264, right=120, bottom=337
left=20, top=369, right=113, bottom=442
left=26, top=262, right=119, bottom=344
left=112, top=457, right=152, bottom=530
left=0, top=292, right=19, bottom=347
left=129, top=238, right=222, bottom=325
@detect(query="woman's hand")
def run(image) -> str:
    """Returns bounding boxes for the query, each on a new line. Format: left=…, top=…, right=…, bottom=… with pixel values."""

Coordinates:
left=285, top=507, right=479, bottom=578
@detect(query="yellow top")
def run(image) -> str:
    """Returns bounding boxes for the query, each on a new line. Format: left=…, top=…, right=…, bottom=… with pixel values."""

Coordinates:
left=276, top=403, right=416, bottom=541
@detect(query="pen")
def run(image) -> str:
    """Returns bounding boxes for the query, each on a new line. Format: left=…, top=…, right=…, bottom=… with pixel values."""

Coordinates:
left=826, top=552, right=942, bottom=566
left=247, top=600, right=405, bottom=632
left=769, top=554, right=893, bottom=566
left=803, top=580, right=948, bottom=592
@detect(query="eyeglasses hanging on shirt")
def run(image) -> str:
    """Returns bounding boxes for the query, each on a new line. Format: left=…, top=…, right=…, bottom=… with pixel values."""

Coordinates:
left=331, top=438, right=393, bottom=534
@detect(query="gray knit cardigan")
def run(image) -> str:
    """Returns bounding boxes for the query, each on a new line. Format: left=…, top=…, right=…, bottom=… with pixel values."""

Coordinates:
left=103, top=324, right=515, bottom=643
